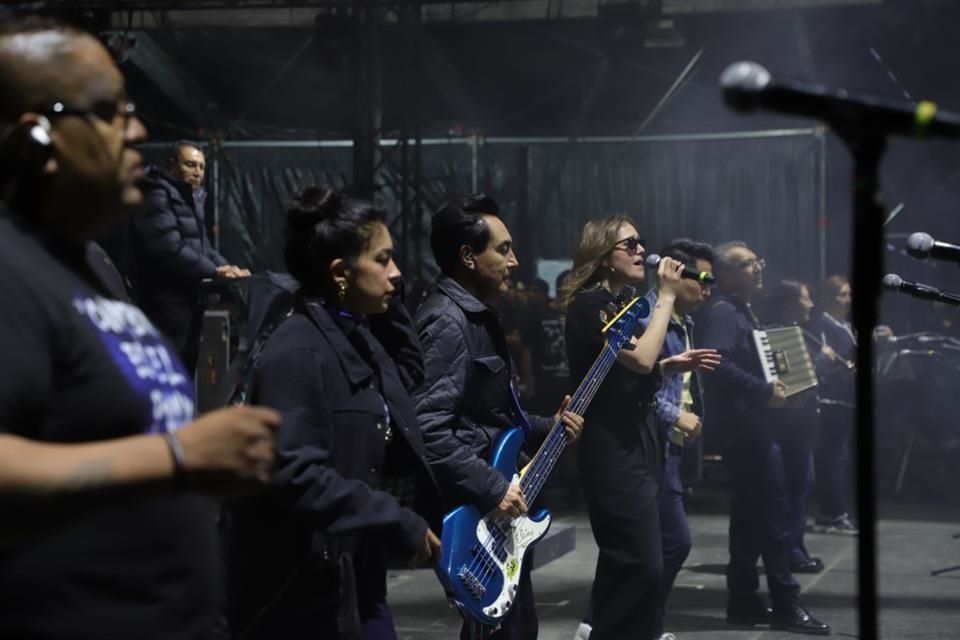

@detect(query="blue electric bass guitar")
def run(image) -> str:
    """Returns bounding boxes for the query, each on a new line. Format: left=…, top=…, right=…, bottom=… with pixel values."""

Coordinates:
left=435, top=287, right=650, bottom=625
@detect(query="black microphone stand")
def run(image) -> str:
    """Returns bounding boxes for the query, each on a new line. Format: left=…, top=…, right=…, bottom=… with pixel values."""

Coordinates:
left=841, top=130, right=884, bottom=640
left=720, top=65, right=960, bottom=637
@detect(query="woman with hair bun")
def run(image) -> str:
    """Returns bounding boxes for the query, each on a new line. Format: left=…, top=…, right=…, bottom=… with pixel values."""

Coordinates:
left=222, top=187, right=441, bottom=640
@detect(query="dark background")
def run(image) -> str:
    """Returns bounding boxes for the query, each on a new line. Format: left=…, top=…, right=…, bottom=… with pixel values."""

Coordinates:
left=113, top=1, right=960, bottom=330
left=8, top=0, right=960, bottom=504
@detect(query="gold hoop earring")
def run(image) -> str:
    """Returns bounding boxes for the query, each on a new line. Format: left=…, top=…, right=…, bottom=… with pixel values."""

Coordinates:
left=337, top=280, right=347, bottom=303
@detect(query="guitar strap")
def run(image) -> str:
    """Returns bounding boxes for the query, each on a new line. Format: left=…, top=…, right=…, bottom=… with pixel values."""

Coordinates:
left=508, top=380, right=533, bottom=436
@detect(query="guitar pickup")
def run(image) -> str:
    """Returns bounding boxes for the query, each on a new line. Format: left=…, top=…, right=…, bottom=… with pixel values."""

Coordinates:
left=487, top=522, right=510, bottom=562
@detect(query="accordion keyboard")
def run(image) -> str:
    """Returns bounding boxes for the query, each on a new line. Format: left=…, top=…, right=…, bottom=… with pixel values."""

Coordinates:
left=752, top=326, right=818, bottom=397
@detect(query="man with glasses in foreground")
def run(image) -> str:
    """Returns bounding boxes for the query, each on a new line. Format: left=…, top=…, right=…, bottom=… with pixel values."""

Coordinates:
left=695, top=241, right=830, bottom=635
left=414, top=194, right=584, bottom=640
left=0, top=17, right=280, bottom=639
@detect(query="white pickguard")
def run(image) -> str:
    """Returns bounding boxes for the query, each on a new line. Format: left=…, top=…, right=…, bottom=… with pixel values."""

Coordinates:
left=475, top=483, right=552, bottom=619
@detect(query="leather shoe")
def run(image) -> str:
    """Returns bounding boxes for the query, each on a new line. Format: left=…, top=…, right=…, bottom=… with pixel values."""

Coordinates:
left=791, top=557, right=825, bottom=574
left=726, top=599, right=772, bottom=626
left=771, top=603, right=831, bottom=635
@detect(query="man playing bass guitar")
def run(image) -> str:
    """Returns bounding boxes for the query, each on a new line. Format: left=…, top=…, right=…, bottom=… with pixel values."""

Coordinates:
left=413, top=194, right=584, bottom=640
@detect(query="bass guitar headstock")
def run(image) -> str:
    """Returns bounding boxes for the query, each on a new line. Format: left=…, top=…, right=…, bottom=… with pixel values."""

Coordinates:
left=601, top=285, right=650, bottom=352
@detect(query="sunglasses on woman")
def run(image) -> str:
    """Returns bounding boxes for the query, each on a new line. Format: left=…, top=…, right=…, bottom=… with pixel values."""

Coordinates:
left=613, top=236, right=646, bottom=257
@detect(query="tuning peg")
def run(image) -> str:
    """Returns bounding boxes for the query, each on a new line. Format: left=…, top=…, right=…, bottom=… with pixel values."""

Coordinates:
left=605, top=302, right=619, bottom=316
left=614, top=285, right=636, bottom=306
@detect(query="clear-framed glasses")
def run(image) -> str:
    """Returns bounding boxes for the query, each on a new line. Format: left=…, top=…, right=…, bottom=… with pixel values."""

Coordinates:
left=612, top=236, right=646, bottom=257
left=736, top=257, right=766, bottom=270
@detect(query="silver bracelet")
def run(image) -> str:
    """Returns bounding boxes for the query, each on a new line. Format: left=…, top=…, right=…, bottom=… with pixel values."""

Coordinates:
left=161, top=431, right=187, bottom=491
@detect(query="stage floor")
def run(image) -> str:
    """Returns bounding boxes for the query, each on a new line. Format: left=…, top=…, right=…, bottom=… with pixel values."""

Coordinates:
left=387, top=496, right=960, bottom=639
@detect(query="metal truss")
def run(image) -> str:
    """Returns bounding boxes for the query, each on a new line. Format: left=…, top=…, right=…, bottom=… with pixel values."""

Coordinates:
left=8, top=0, right=543, bottom=9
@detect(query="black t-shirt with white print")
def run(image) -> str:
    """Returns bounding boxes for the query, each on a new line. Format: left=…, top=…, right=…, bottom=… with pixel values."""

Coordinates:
left=0, top=212, right=217, bottom=639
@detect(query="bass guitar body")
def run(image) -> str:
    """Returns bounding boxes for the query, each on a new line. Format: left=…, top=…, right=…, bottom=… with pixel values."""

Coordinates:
left=435, top=428, right=550, bottom=625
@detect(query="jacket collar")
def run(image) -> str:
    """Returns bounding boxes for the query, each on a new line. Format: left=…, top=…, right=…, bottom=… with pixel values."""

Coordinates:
left=645, top=287, right=695, bottom=329
left=435, top=275, right=492, bottom=315
left=711, top=291, right=750, bottom=312
left=300, top=299, right=375, bottom=386
left=708, top=291, right=760, bottom=325
left=146, top=165, right=208, bottom=208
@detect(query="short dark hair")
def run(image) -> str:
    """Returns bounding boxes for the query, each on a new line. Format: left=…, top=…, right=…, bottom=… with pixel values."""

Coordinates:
left=0, top=17, right=86, bottom=188
left=429, top=193, right=499, bottom=276
left=284, top=186, right=386, bottom=294
left=168, top=140, right=204, bottom=163
left=659, top=238, right=716, bottom=267
left=0, top=16, right=84, bottom=123
left=0, top=12, right=86, bottom=36
left=818, top=274, right=849, bottom=306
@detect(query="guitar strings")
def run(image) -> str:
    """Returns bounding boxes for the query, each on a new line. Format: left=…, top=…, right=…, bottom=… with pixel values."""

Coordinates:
left=466, top=344, right=616, bottom=591
left=459, top=299, right=642, bottom=611
left=465, top=341, right=621, bottom=594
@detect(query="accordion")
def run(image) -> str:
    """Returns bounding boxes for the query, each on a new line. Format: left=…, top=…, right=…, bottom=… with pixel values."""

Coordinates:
left=752, top=326, right=819, bottom=397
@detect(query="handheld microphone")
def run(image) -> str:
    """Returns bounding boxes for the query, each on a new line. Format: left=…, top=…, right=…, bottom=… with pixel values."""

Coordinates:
left=881, top=273, right=960, bottom=306
left=645, top=254, right=716, bottom=285
left=720, top=61, right=960, bottom=139
left=905, top=232, right=960, bottom=264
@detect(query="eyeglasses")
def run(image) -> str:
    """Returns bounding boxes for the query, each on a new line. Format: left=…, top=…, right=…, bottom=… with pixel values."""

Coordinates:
left=39, top=98, right=137, bottom=132
left=735, top=257, right=766, bottom=270
left=612, top=236, right=646, bottom=257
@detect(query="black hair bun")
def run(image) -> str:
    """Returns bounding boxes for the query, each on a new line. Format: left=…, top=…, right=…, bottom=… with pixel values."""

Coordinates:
left=287, top=186, right=341, bottom=228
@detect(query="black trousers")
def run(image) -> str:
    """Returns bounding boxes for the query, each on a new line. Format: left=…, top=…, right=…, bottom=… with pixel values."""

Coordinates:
left=725, top=439, right=801, bottom=611
left=772, top=413, right=817, bottom=567
left=459, top=558, right=537, bottom=640
left=226, top=561, right=398, bottom=640
left=579, top=411, right=663, bottom=640
left=816, top=404, right=855, bottom=518
left=655, top=444, right=692, bottom=637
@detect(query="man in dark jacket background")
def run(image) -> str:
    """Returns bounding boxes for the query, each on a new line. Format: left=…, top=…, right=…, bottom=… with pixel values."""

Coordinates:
left=412, top=194, right=583, bottom=640
left=695, top=241, right=829, bottom=636
left=133, top=141, right=249, bottom=372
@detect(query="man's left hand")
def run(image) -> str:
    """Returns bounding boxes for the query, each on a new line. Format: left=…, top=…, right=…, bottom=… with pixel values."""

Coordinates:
left=553, top=394, right=584, bottom=442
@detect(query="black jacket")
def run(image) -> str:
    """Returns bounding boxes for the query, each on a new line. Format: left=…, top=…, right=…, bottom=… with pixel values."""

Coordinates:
left=132, top=166, right=226, bottom=306
left=695, top=293, right=774, bottom=447
left=222, top=295, right=439, bottom=640
left=807, top=311, right=856, bottom=406
left=413, top=276, right=552, bottom=514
